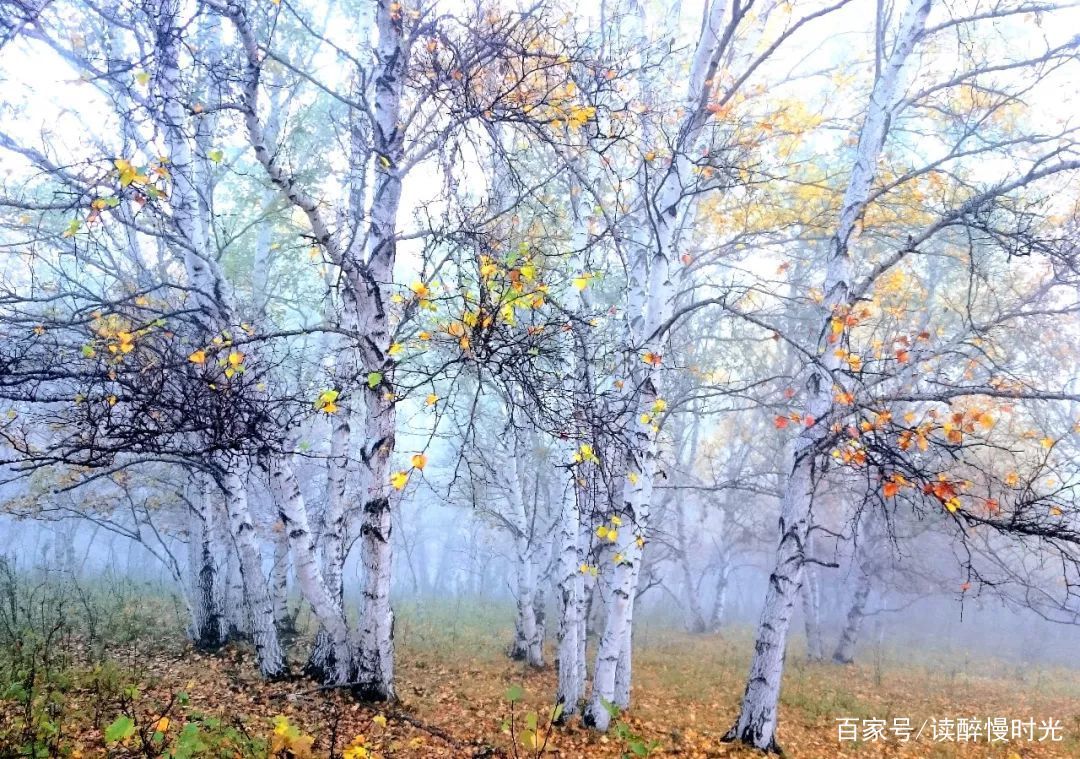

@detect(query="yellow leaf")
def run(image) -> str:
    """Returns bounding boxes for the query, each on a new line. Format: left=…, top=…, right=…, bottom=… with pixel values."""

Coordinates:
left=425, top=393, right=438, bottom=406
left=316, top=389, right=339, bottom=408
left=188, top=350, right=206, bottom=364
left=155, top=717, right=169, bottom=733
left=388, top=342, right=404, bottom=357
left=372, top=715, right=387, bottom=729
left=595, top=525, right=609, bottom=539
left=578, top=443, right=598, bottom=463
left=627, top=471, right=639, bottom=485
left=227, top=351, right=244, bottom=366
left=411, top=453, right=427, bottom=470
left=390, top=471, right=409, bottom=490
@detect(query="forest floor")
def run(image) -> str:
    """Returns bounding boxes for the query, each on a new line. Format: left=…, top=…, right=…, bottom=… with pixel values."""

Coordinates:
left=5, top=596, right=1079, bottom=758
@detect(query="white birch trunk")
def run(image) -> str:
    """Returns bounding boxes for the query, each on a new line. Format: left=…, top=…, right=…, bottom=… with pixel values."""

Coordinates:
left=801, top=563, right=825, bottom=662
left=709, top=554, right=731, bottom=631
left=553, top=164, right=594, bottom=715
left=270, top=520, right=293, bottom=635
left=270, top=456, right=352, bottom=684
left=584, top=422, right=655, bottom=729
left=802, top=529, right=824, bottom=661
left=555, top=475, right=586, bottom=717
left=309, top=410, right=351, bottom=677
left=350, top=0, right=406, bottom=702
left=506, top=426, right=543, bottom=667
left=187, top=483, right=226, bottom=649
left=155, top=0, right=228, bottom=325
left=725, top=1, right=930, bottom=748
left=833, top=509, right=880, bottom=664
left=676, top=501, right=709, bottom=633
left=584, top=1, right=733, bottom=728
left=613, top=539, right=645, bottom=709
left=222, top=467, right=286, bottom=679
left=832, top=568, right=873, bottom=664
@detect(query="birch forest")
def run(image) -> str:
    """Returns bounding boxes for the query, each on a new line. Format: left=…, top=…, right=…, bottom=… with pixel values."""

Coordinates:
left=2, top=0, right=1080, bottom=756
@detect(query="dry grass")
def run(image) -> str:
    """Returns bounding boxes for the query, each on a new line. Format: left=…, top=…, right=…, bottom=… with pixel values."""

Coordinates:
left=25, top=598, right=1080, bottom=758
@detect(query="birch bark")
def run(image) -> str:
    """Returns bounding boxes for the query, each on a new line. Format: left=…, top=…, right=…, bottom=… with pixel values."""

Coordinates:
left=270, top=456, right=352, bottom=683
left=585, top=0, right=730, bottom=730
left=348, top=0, right=405, bottom=702
left=222, top=466, right=286, bottom=678
left=725, top=1, right=930, bottom=748
left=156, top=0, right=284, bottom=678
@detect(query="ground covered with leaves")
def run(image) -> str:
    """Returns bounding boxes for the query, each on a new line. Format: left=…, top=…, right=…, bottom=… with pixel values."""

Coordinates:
left=2, top=593, right=1078, bottom=758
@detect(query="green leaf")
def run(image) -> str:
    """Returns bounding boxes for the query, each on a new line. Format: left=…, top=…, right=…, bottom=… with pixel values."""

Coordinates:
left=551, top=702, right=565, bottom=723
left=505, top=684, right=524, bottom=702
left=105, top=715, right=136, bottom=743
left=525, top=711, right=538, bottom=731
left=208, top=149, right=224, bottom=164
left=367, top=371, right=383, bottom=389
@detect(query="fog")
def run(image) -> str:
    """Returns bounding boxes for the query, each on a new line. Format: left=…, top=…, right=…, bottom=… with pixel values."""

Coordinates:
left=2, top=0, right=1080, bottom=755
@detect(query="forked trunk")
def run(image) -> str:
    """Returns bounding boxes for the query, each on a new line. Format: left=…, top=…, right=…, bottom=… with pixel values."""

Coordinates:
left=271, top=456, right=351, bottom=684
left=725, top=0, right=930, bottom=748
left=222, top=468, right=286, bottom=679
